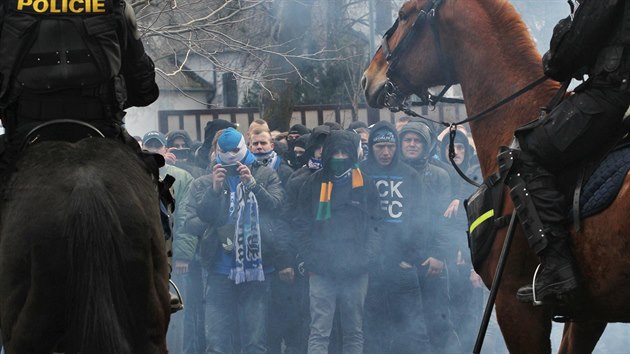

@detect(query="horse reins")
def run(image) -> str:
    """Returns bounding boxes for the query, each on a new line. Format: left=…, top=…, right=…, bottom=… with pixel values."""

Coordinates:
left=404, top=75, right=549, bottom=188
left=381, top=0, right=457, bottom=108
left=379, top=0, right=550, bottom=187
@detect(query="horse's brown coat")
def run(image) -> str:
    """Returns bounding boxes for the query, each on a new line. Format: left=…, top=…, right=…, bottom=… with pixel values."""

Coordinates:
left=363, top=0, right=630, bottom=352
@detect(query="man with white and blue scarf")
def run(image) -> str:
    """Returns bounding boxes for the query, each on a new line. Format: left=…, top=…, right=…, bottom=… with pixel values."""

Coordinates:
left=182, top=127, right=289, bottom=354
left=249, top=127, right=294, bottom=186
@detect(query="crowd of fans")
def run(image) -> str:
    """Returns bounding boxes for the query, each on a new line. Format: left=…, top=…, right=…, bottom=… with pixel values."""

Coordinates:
left=136, top=117, right=509, bottom=354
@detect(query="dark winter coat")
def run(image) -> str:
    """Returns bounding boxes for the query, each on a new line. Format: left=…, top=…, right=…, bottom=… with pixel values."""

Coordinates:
left=177, top=162, right=292, bottom=270
left=296, top=130, right=380, bottom=278
left=361, top=121, right=437, bottom=265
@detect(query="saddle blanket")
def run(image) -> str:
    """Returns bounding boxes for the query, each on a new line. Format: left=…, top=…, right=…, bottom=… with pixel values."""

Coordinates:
left=580, top=145, right=630, bottom=218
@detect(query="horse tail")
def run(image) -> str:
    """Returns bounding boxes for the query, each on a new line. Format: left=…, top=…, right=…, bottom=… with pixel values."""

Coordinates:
left=64, top=169, right=132, bottom=354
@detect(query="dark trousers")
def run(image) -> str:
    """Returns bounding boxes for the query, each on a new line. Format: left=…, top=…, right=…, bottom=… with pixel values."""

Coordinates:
left=418, top=266, right=461, bottom=353
left=267, top=273, right=308, bottom=354
left=364, top=265, right=431, bottom=354
left=183, top=261, right=206, bottom=354
left=516, top=86, right=630, bottom=227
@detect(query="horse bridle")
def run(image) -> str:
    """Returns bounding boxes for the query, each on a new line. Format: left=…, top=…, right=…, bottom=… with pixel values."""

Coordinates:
left=380, top=0, right=455, bottom=110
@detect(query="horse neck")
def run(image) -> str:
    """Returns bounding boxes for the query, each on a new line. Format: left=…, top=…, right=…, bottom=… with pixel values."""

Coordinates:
left=447, top=0, right=560, bottom=177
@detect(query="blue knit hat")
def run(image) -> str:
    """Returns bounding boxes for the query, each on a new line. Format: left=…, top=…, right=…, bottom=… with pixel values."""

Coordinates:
left=216, top=128, right=255, bottom=165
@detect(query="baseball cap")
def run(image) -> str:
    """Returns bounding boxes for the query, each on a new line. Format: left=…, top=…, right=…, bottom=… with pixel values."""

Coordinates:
left=143, top=131, right=167, bottom=147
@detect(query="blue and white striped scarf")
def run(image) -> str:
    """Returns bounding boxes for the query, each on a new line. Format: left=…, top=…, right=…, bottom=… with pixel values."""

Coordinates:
left=228, top=183, right=264, bottom=284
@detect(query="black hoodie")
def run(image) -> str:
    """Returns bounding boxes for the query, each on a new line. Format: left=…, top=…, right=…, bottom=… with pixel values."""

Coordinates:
left=296, top=130, right=380, bottom=278
left=360, top=121, right=443, bottom=265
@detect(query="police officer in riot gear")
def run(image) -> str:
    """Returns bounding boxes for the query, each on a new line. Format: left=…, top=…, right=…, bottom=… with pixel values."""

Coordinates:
left=0, top=0, right=159, bottom=174
left=503, top=0, right=630, bottom=304
left=0, top=0, right=188, bottom=312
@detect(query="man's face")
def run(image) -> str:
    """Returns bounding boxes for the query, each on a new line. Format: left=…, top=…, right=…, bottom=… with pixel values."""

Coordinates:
left=373, top=142, right=396, bottom=166
left=314, top=146, right=323, bottom=159
left=294, top=146, right=306, bottom=158
left=287, top=133, right=301, bottom=142
left=171, top=137, right=188, bottom=149
left=446, top=142, right=466, bottom=165
left=401, top=132, right=424, bottom=160
left=250, top=132, right=274, bottom=153
left=144, top=140, right=167, bottom=156
left=359, top=132, right=369, bottom=144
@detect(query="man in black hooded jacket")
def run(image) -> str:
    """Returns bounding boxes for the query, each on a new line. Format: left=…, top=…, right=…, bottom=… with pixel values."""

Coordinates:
left=359, top=121, right=431, bottom=354
left=296, top=130, right=379, bottom=354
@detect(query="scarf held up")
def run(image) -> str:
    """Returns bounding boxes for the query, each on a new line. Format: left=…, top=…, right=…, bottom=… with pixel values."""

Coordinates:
left=228, top=183, right=264, bottom=284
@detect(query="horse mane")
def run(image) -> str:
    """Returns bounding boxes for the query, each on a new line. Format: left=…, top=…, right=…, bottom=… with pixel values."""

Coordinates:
left=478, top=0, right=543, bottom=77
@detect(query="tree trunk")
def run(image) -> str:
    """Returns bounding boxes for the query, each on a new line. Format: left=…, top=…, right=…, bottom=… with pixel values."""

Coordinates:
left=260, top=0, right=315, bottom=131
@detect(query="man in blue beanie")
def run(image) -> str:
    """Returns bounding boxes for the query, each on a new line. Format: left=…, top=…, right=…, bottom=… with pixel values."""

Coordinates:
left=179, top=127, right=289, bottom=354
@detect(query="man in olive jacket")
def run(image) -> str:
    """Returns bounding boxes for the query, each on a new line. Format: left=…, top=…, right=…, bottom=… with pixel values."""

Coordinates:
left=179, top=128, right=289, bottom=354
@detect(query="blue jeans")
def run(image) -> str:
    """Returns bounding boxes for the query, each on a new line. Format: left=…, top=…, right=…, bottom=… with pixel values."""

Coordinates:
left=307, top=273, right=368, bottom=354
left=204, top=272, right=270, bottom=354
left=364, top=264, right=431, bottom=354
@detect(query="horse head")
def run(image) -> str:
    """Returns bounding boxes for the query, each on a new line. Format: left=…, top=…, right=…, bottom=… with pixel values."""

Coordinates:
left=362, top=0, right=463, bottom=109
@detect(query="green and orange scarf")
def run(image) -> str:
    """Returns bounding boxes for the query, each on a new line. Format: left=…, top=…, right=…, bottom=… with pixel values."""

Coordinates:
left=316, top=164, right=364, bottom=220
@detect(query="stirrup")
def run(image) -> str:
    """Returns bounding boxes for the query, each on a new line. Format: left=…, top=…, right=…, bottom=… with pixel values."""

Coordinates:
left=532, top=263, right=543, bottom=306
left=169, top=279, right=184, bottom=314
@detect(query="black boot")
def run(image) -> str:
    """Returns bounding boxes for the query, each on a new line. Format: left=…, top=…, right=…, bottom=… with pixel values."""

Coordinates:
left=517, top=230, right=579, bottom=304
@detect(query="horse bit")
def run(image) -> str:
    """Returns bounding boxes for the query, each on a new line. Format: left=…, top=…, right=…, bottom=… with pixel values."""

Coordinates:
left=380, top=0, right=454, bottom=111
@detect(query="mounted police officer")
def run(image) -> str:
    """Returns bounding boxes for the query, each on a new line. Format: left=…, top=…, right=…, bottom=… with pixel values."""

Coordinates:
left=0, top=0, right=159, bottom=175
left=0, top=0, right=188, bottom=312
left=504, top=0, right=630, bottom=304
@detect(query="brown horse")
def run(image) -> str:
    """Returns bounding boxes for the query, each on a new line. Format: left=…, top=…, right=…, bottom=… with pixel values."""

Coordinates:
left=0, top=138, right=170, bottom=353
left=363, top=0, right=630, bottom=353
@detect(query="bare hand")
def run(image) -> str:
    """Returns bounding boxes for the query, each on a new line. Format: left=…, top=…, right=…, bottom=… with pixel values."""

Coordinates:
left=163, top=150, right=177, bottom=165
left=237, top=162, right=255, bottom=186
left=174, top=260, right=189, bottom=275
left=443, top=199, right=460, bottom=218
left=470, top=270, right=484, bottom=288
left=213, top=164, right=227, bottom=191
left=279, top=267, right=295, bottom=282
left=422, top=257, right=444, bottom=277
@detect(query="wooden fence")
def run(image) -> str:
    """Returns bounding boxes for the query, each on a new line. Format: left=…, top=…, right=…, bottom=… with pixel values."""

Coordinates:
left=158, top=103, right=466, bottom=141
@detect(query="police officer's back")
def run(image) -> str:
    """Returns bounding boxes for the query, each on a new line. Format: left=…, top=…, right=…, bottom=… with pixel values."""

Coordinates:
left=0, top=0, right=159, bottom=170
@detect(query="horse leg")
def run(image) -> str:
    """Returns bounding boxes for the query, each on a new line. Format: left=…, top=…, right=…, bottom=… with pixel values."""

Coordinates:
left=495, top=290, right=552, bottom=353
left=557, top=321, right=606, bottom=354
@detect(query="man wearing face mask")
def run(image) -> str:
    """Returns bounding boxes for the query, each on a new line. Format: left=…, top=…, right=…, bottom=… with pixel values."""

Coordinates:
left=295, top=130, right=380, bottom=354
left=284, top=126, right=331, bottom=221
left=180, top=127, right=290, bottom=354
left=292, top=133, right=310, bottom=167
left=249, top=127, right=293, bottom=186
left=359, top=121, right=431, bottom=354
left=286, top=124, right=311, bottom=170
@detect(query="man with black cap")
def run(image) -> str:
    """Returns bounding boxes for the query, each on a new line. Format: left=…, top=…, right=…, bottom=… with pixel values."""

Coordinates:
left=359, top=121, right=431, bottom=354
left=296, top=130, right=379, bottom=354
left=286, top=124, right=310, bottom=170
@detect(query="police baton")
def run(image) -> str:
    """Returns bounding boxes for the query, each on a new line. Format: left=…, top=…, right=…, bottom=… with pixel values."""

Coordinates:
left=472, top=210, right=517, bottom=354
